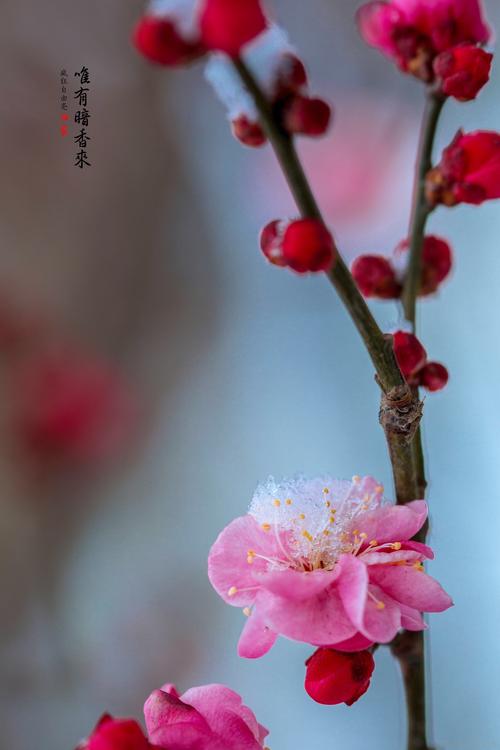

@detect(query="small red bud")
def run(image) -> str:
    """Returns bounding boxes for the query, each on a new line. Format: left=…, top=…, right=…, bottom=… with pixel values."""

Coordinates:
left=259, top=220, right=287, bottom=266
left=282, top=96, right=332, bottom=137
left=200, top=0, right=268, bottom=57
left=133, top=16, right=206, bottom=66
left=351, top=255, right=401, bottom=299
left=305, top=648, right=375, bottom=706
left=433, top=45, right=492, bottom=101
left=281, top=219, right=336, bottom=273
left=420, top=236, right=453, bottom=295
left=418, top=361, right=449, bottom=392
left=273, top=53, right=308, bottom=98
left=81, top=715, right=152, bottom=750
left=392, top=331, right=427, bottom=380
left=231, top=115, right=267, bottom=147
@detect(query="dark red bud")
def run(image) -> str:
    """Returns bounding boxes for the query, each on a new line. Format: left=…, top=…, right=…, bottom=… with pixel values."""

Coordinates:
left=418, top=361, right=449, bottom=392
left=351, top=255, right=401, bottom=299
left=200, top=0, right=267, bottom=57
left=392, top=331, right=427, bottom=379
left=281, top=219, right=336, bottom=273
left=305, top=648, right=375, bottom=706
left=231, top=115, right=267, bottom=147
left=133, top=16, right=206, bottom=66
left=259, top=220, right=287, bottom=266
left=282, top=96, right=332, bottom=137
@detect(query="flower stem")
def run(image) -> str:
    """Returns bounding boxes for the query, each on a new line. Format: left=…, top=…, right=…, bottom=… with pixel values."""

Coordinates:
left=396, top=91, right=445, bottom=750
left=401, top=93, right=445, bottom=327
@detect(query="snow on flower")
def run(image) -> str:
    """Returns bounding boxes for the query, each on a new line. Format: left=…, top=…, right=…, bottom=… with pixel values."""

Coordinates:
left=208, top=475, right=452, bottom=658
left=357, top=0, right=491, bottom=82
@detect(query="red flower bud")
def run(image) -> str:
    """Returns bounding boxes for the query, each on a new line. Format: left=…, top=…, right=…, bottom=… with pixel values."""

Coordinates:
left=281, top=219, right=336, bottom=273
left=272, top=53, right=308, bottom=98
left=305, top=648, right=375, bottom=706
left=133, top=16, right=206, bottom=67
left=418, top=361, right=449, bottom=392
left=200, top=0, right=268, bottom=57
left=80, top=715, right=152, bottom=750
left=433, top=45, right=492, bottom=101
left=420, top=236, right=453, bottom=294
left=231, top=115, right=267, bottom=147
left=282, top=96, right=332, bottom=137
left=392, top=331, right=427, bottom=380
left=426, top=129, right=500, bottom=207
left=259, top=220, right=287, bottom=266
left=351, top=255, right=401, bottom=299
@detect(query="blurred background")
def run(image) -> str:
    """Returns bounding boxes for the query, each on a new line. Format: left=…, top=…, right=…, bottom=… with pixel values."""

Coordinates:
left=1, top=0, right=499, bottom=748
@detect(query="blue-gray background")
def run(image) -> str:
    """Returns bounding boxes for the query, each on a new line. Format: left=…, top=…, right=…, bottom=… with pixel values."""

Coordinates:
left=0, top=0, right=498, bottom=748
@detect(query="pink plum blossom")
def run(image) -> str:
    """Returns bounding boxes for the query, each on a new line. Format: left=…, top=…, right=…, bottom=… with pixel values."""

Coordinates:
left=208, top=475, right=452, bottom=657
left=357, top=0, right=491, bottom=82
left=144, top=683, right=268, bottom=750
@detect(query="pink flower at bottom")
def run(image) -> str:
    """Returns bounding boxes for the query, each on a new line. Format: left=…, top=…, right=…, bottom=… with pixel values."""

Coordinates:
left=144, top=683, right=268, bottom=750
left=78, top=714, right=154, bottom=750
left=208, top=476, right=452, bottom=658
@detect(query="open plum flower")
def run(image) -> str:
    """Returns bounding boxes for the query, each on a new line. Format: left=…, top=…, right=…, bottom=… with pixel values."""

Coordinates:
left=208, top=475, right=452, bottom=658
left=78, top=683, right=268, bottom=750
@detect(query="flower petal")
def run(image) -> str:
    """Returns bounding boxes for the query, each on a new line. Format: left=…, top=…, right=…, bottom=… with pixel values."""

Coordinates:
left=181, top=685, right=266, bottom=750
left=144, top=689, right=215, bottom=750
left=360, top=585, right=401, bottom=643
left=351, top=500, right=428, bottom=545
left=208, top=515, right=281, bottom=606
left=237, top=606, right=278, bottom=659
left=336, top=553, right=368, bottom=629
left=331, top=632, right=375, bottom=652
left=257, top=585, right=356, bottom=646
left=399, top=604, right=427, bottom=632
left=255, top=567, right=337, bottom=600
left=369, top=564, right=453, bottom=612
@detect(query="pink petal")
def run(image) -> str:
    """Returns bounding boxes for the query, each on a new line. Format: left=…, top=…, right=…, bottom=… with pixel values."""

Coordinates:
left=181, top=685, right=265, bottom=750
left=237, top=606, right=278, bottom=659
left=360, top=584, right=402, bottom=642
left=255, top=567, right=337, bottom=600
left=257, top=585, right=356, bottom=646
left=399, top=604, right=427, bottom=631
left=369, top=564, right=453, bottom=612
left=356, top=2, right=402, bottom=52
left=331, top=632, right=375, bottom=652
left=208, top=515, right=281, bottom=607
left=335, top=554, right=368, bottom=628
left=144, top=689, right=215, bottom=750
left=351, top=500, right=428, bottom=546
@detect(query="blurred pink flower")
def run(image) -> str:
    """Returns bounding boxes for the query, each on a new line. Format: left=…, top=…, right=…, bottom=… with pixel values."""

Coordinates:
left=78, top=714, right=153, bottom=750
left=11, top=348, right=137, bottom=466
left=357, top=0, right=491, bottom=82
left=208, top=475, right=452, bottom=657
left=144, top=683, right=268, bottom=750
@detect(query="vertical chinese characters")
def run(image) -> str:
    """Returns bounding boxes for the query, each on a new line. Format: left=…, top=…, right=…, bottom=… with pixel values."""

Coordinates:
left=60, top=69, right=69, bottom=137
left=74, top=66, right=91, bottom=168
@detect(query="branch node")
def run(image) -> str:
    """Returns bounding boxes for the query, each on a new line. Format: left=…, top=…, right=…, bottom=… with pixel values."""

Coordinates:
left=379, top=386, right=423, bottom=443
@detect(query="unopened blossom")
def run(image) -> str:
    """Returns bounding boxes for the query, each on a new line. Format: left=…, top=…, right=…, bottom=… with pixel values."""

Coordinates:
left=205, top=26, right=330, bottom=146
left=357, top=0, right=491, bottom=82
left=208, top=475, right=452, bottom=658
left=426, top=130, right=500, bottom=206
left=392, top=330, right=449, bottom=391
left=433, top=44, right=492, bottom=101
left=199, top=0, right=268, bottom=57
left=144, top=683, right=268, bottom=750
left=352, top=236, right=452, bottom=299
left=77, top=714, right=153, bottom=750
left=260, top=218, right=335, bottom=273
left=133, top=1, right=206, bottom=66
left=305, top=647, right=375, bottom=706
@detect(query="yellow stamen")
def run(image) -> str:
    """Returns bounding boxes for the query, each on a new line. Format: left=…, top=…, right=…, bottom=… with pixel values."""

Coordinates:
left=369, top=539, right=378, bottom=547
left=359, top=532, right=367, bottom=540
left=323, top=487, right=330, bottom=494
left=261, top=523, right=271, bottom=532
left=302, top=530, right=313, bottom=542
left=392, top=542, right=402, bottom=551
left=325, top=500, right=331, bottom=508
left=243, top=607, right=251, bottom=617
left=352, top=475, right=361, bottom=483
left=285, top=498, right=293, bottom=505
left=375, top=485, right=384, bottom=494
left=273, top=499, right=281, bottom=507
left=228, top=586, right=238, bottom=597
left=299, top=513, right=305, bottom=520
left=376, top=601, right=386, bottom=610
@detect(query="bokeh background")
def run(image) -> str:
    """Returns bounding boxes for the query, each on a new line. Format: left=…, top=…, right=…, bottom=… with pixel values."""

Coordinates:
left=1, top=1, right=499, bottom=748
